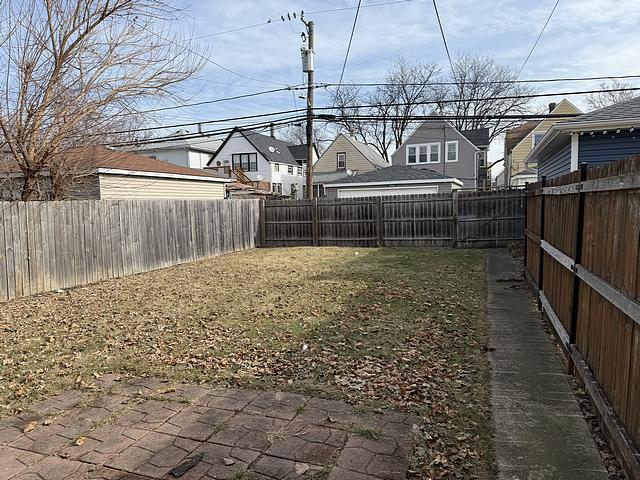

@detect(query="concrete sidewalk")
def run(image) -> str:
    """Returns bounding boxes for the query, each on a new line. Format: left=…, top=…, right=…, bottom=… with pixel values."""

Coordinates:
left=486, top=250, right=608, bottom=480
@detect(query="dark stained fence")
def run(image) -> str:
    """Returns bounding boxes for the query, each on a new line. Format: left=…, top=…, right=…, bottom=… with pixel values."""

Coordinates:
left=525, top=156, right=640, bottom=479
left=263, top=189, right=525, bottom=248
left=0, top=199, right=260, bottom=302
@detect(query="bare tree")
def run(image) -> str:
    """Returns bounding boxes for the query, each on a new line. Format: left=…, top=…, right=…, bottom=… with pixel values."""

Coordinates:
left=440, top=54, right=536, bottom=141
left=278, top=123, right=331, bottom=154
left=585, top=80, right=638, bottom=111
left=0, top=0, right=204, bottom=200
left=331, top=58, right=442, bottom=161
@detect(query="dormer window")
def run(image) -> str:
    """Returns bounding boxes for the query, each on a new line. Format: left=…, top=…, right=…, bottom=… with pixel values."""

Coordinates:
left=337, top=152, right=347, bottom=170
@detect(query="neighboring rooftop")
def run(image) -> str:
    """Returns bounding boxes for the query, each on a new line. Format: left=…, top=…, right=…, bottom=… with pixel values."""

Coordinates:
left=461, top=128, right=490, bottom=148
left=326, top=165, right=459, bottom=185
left=313, top=171, right=351, bottom=184
left=121, top=130, right=223, bottom=154
left=562, top=95, right=640, bottom=125
left=341, top=134, right=389, bottom=168
left=504, top=121, right=539, bottom=154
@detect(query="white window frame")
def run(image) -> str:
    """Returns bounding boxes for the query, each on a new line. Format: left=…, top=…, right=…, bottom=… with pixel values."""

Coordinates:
left=297, top=166, right=303, bottom=176
left=406, top=143, right=440, bottom=165
left=337, top=152, right=347, bottom=170
left=532, top=131, right=546, bottom=148
left=287, top=165, right=293, bottom=175
left=476, top=150, right=487, bottom=168
left=445, top=141, right=458, bottom=163
left=273, top=163, right=279, bottom=172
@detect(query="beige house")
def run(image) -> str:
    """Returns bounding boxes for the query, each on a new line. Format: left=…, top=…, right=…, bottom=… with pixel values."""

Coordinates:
left=316, top=134, right=388, bottom=173
left=504, top=99, right=581, bottom=185
left=0, top=146, right=230, bottom=201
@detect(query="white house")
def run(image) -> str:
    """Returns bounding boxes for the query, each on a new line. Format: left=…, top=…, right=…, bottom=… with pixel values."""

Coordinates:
left=121, top=129, right=223, bottom=170
left=208, top=128, right=318, bottom=198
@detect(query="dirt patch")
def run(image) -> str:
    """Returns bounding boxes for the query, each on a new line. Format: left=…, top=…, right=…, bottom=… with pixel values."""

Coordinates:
left=0, top=247, right=492, bottom=479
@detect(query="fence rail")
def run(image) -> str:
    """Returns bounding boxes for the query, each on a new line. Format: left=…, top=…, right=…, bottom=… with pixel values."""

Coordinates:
left=262, top=189, right=525, bottom=248
left=0, top=199, right=260, bottom=302
left=525, top=156, right=640, bottom=479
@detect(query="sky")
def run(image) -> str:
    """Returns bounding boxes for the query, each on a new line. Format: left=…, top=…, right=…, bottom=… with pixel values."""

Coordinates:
left=151, top=0, right=640, bottom=169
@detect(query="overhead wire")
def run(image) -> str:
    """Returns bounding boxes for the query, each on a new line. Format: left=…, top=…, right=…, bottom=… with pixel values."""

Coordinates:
left=431, top=0, right=455, bottom=73
left=334, top=0, right=363, bottom=106
left=517, top=0, right=561, bottom=76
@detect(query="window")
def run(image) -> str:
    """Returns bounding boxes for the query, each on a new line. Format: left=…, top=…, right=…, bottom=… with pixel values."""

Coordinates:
left=313, top=184, right=326, bottom=197
left=232, top=153, right=258, bottom=172
left=287, top=165, right=294, bottom=175
left=445, top=141, right=458, bottom=162
left=297, top=166, right=303, bottom=176
left=407, top=143, right=440, bottom=164
left=533, top=132, right=546, bottom=147
left=476, top=150, right=487, bottom=167
left=274, top=163, right=279, bottom=172
left=271, top=183, right=282, bottom=194
left=337, top=152, right=347, bottom=170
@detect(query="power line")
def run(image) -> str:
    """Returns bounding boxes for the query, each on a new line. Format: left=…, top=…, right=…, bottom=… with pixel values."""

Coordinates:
left=334, top=0, right=363, bottom=106
left=518, top=0, right=560, bottom=76
left=431, top=0, right=454, bottom=73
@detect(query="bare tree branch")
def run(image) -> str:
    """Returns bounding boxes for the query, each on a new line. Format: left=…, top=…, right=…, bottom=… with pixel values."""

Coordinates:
left=585, top=80, right=637, bottom=111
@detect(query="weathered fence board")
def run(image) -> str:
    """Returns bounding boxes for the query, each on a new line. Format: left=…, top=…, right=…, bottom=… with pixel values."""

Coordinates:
left=525, top=156, right=640, bottom=478
left=0, top=199, right=260, bottom=302
left=263, top=190, right=525, bottom=248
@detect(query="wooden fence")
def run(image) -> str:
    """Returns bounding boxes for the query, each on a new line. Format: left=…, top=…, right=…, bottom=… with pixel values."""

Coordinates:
left=525, top=157, right=640, bottom=478
left=0, top=199, right=260, bottom=302
left=262, top=189, right=525, bottom=248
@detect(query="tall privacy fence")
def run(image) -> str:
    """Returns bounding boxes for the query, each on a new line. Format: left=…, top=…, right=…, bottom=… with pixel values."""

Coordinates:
left=0, top=199, right=260, bottom=302
left=525, top=157, right=640, bottom=478
left=261, top=189, right=525, bottom=248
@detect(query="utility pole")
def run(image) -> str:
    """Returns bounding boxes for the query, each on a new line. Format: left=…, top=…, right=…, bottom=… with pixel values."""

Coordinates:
left=302, top=20, right=315, bottom=199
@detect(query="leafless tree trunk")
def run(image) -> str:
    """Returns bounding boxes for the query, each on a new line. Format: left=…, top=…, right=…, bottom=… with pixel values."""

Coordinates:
left=585, top=80, right=637, bottom=111
left=0, top=0, right=204, bottom=200
left=439, top=54, right=536, bottom=141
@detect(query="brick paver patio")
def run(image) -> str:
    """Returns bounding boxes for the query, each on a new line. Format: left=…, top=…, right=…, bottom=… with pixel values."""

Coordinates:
left=0, top=376, right=416, bottom=480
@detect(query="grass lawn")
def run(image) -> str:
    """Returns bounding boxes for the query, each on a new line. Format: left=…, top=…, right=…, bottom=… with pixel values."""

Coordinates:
left=0, top=247, right=492, bottom=479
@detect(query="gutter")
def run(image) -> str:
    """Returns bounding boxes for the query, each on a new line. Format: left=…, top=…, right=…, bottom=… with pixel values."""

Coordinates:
left=97, top=168, right=232, bottom=183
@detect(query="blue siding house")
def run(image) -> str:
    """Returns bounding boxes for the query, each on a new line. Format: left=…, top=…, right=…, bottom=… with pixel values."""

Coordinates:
left=526, top=97, right=640, bottom=179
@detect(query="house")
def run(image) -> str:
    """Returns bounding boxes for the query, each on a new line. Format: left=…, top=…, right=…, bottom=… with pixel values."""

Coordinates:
left=0, top=146, right=230, bottom=200
left=526, top=96, right=640, bottom=179
left=207, top=127, right=317, bottom=199
left=313, top=134, right=388, bottom=197
left=323, top=165, right=462, bottom=199
left=390, top=120, right=490, bottom=188
left=503, top=99, right=581, bottom=184
left=121, top=130, right=222, bottom=170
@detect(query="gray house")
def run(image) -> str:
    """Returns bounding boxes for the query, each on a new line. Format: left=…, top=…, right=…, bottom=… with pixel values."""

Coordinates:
left=526, top=96, right=640, bottom=179
left=391, top=120, right=490, bottom=188
left=323, top=165, right=462, bottom=199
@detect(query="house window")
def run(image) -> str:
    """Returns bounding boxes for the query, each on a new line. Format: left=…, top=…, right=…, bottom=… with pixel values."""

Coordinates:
left=288, top=165, right=294, bottom=175
left=337, top=152, right=347, bottom=170
left=445, top=141, right=458, bottom=162
left=297, top=166, right=303, bottom=176
left=313, top=184, right=326, bottom=197
left=271, top=183, right=282, bottom=194
left=407, top=143, right=440, bottom=164
left=476, top=150, right=487, bottom=167
left=533, top=132, right=546, bottom=147
left=232, top=153, right=258, bottom=172
left=274, top=163, right=279, bottom=172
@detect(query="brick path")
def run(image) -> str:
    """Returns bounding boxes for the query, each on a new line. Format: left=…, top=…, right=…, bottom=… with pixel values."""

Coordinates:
left=0, top=376, right=416, bottom=480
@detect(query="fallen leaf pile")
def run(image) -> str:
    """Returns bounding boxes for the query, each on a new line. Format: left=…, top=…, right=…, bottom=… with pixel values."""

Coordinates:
left=0, top=247, right=493, bottom=479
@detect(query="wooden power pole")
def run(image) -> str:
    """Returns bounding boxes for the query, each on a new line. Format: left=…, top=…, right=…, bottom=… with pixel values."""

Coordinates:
left=303, top=21, right=315, bottom=199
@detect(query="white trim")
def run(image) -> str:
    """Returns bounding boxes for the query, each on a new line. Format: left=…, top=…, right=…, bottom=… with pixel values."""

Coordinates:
left=96, top=168, right=231, bottom=183
left=445, top=140, right=458, bottom=163
left=443, top=120, right=481, bottom=150
left=570, top=133, right=579, bottom=172
left=337, top=151, right=347, bottom=170
left=325, top=177, right=463, bottom=188
left=406, top=142, right=440, bottom=165
left=337, top=185, right=439, bottom=198
left=393, top=120, right=480, bottom=160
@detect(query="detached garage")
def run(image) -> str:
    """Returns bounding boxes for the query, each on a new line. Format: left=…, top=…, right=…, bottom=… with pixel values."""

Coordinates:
left=323, top=165, right=462, bottom=199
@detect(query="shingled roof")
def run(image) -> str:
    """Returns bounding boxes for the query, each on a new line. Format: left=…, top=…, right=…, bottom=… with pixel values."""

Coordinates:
left=562, top=96, right=640, bottom=125
left=504, top=121, right=539, bottom=155
left=460, top=128, right=490, bottom=147
left=325, top=165, right=459, bottom=185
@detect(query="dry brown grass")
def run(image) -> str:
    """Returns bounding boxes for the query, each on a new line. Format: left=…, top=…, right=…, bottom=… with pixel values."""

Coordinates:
left=0, top=247, right=493, bottom=478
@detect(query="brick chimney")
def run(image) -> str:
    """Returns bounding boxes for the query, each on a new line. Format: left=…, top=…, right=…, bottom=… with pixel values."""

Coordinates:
left=270, top=122, right=276, bottom=139
left=548, top=102, right=557, bottom=113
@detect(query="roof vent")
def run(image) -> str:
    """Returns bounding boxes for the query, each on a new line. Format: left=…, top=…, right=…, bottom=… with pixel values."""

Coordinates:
left=268, top=146, right=276, bottom=153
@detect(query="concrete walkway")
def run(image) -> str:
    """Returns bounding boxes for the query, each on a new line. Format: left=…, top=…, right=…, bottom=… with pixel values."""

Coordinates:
left=487, top=250, right=608, bottom=480
left=0, top=376, right=415, bottom=480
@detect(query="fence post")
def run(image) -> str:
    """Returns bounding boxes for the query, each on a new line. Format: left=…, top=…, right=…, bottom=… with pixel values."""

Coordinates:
left=312, top=198, right=319, bottom=246
left=452, top=190, right=459, bottom=248
left=259, top=199, right=266, bottom=248
left=568, top=163, right=588, bottom=354
left=537, top=175, right=547, bottom=310
left=523, top=184, right=529, bottom=270
left=376, top=196, right=384, bottom=247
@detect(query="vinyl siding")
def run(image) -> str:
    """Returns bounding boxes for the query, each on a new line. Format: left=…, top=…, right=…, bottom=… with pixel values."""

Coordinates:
left=324, top=182, right=454, bottom=199
left=538, top=143, right=571, bottom=179
left=98, top=174, right=225, bottom=199
left=391, top=121, right=478, bottom=188
left=510, top=100, right=581, bottom=176
left=316, top=135, right=379, bottom=173
left=578, top=131, right=640, bottom=167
